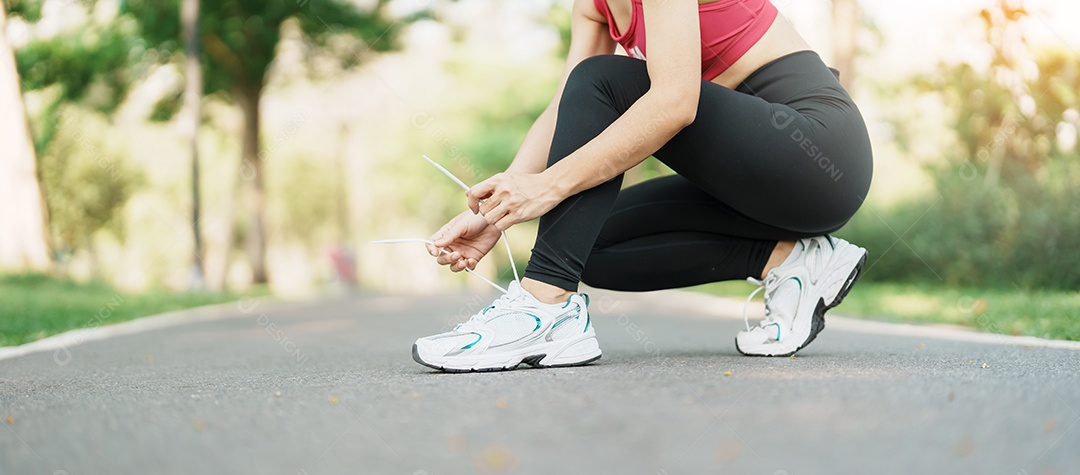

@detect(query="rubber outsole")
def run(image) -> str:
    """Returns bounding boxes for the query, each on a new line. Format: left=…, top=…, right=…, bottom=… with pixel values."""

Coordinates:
left=412, top=344, right=601, bottom=373
left=736, top=250, right=867, bottom=357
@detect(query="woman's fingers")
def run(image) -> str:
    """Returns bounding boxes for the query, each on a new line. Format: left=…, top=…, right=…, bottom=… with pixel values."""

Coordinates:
left=436, top=255, right=451, bottom=266
left=434, top=247, right=459, bottom=265
left=467, top=176, right=499, bottom=214
left=427, top=229, right=444, bottom=256
left=450, top=257, right=471, bottom=272
left=430, top=215, right=471, bottom=258
left=435, top=246, right=479, bottom=270
left=494, top=212, right=518, bottom=231
left=435, top=249, right=453, bottom=266
left=433, top=219, right=464, bottom=247
left=483, top=202, right=512, bottom=228
left=478, top=196, right=503, bottom=216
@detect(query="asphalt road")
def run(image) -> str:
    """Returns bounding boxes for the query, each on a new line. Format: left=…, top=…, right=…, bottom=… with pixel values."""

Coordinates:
left=2, top=288, right=1079, bottom=475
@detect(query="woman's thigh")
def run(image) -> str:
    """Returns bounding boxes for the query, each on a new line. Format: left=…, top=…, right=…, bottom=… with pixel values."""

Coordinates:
left=595, top=174, right=815, bottom=249
left=654, top=87, right=870, bottom=234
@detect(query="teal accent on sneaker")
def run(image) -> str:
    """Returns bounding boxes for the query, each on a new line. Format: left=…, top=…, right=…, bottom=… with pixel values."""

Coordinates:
left=461, top=332, right=482, bottom=350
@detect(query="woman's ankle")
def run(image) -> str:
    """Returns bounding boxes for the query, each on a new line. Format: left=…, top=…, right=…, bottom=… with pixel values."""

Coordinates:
left=760, top=240, right=797, bottom=279
left=521, top=277, right=575, bottom=305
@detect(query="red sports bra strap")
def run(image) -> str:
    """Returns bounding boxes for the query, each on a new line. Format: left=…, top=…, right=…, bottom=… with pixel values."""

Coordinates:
left=593, top=0, right=611, bottom=16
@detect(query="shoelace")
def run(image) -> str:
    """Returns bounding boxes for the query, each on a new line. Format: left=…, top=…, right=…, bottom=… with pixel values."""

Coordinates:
left=742, top=238, right=824, bottom=333
left=457, top=289, right=527, bottom=332
left=371, top=155, right=520, bottom=294
left=742, top=274, right=784, bottom=333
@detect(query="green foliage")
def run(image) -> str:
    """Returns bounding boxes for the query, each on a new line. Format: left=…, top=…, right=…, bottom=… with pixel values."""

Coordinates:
left=120, top=0, right=400, bottom=109
left=0, top=273, right=241, bottom=346
left=547, top=3, right=572, bottom=58
left=14, top=16, right=144, bottom=153
left=841, top=1, right=1080, bottom=290
left=910, top=2, right=1080, bottom=187
left=37, top=114, right=142, bottom=251
left=4, top=0, right=45, bottom=22
left=271, top=156, right=341, bottom=248
left=11, top=4, right=146, bottom=258
left=841, top=139, right=1080, bottom=290
left=830, top=280, right=1080, bottom=342
left=461, top=86, right=552, bottom=178
left=14, top=20, right=140, bottom=109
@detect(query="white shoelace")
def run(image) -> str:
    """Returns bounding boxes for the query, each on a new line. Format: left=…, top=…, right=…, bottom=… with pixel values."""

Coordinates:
left=371, top=155, right=520, bottom=295
left=457, top=288, right=528, bottom=332
left=742, top=274, right=784, bottom=333
left=742, top=238, right=825, bottom=333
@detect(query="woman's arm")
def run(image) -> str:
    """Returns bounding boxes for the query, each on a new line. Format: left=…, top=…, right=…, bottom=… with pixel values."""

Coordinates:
left=469, top=0, right=702, bottom=230
left=541, top=0, right=701, bottom=194
left=505, top=0, right=616, bottom=175
left=425, top=1, right=616, bottom=270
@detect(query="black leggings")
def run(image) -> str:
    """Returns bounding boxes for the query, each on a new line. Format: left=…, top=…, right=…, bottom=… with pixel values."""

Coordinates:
left=523, top=51, right=873, bottom=292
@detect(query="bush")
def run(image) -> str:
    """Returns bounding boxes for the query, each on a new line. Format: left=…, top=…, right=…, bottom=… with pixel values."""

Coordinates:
left=838, top=159, right=1080, bottom=290
left=39, top=113, right=141, bottom=253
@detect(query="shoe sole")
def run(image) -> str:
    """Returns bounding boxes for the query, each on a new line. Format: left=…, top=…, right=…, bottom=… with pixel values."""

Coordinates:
left=736, top=249, right=867, bottom=357
left=412, top=340, right=602, bottom=373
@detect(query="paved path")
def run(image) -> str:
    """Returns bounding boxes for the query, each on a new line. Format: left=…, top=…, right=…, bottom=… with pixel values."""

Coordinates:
left=2, top=289, right=1079, bottom=475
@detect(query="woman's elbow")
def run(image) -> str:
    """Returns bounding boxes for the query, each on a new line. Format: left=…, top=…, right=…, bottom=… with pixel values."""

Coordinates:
left=654, top=88, right=699, bottom=128
left=675, top=100, right=697, bottom=127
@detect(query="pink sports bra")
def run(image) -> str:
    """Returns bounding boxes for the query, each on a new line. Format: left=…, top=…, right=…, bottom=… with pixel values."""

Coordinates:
left=593, top=0, right=779, bottom=81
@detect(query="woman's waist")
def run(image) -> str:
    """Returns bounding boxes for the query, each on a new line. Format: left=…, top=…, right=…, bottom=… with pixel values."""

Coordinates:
left=708, top=12, right=810, bottom=89
left=734, top=50, right=853, bottom=108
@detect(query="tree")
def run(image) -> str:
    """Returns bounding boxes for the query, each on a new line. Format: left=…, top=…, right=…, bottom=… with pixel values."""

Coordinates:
left=10, top=1, right=142, bottom=274
left=12, top=5, right=138, bottom=154
left=843, top=0, right=1080, bottom=289
left=920, top=0, right=1075, bottom=189
left=121, top=0, right=401, bottom=284
left=181, top=0, right=205, bottom=289
left=0, top=4, right=50, bottom=272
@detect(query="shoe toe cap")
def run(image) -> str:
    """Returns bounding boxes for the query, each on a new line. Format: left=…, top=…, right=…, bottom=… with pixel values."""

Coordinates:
left=736, top=327, right=777, bottom=347
left=415, top=331, right=480, bottom=357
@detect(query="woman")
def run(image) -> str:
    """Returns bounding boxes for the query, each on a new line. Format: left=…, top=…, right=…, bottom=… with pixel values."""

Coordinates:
left=414, top=0, right=872, bottom=372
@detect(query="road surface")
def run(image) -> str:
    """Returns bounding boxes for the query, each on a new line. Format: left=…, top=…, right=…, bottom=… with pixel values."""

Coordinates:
left=2, top=288, right=1078, bottom=474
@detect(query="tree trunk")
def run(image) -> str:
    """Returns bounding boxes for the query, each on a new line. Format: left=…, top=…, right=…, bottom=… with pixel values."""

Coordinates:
left=0, top=7, right=52, bottom=272
left=831, top=0, right=861, bottom=92
left=182, top=0, right=205, bottom=290
left=237, top=86, right=268, bottom=284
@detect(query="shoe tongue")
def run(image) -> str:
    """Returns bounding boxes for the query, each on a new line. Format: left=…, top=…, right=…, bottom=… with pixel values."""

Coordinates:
left=504, top=280, right=525, bottom=299
left=501, top=280, right=558, bottom=313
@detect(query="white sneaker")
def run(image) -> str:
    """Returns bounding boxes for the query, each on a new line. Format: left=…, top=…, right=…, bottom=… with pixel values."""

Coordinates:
left=735, top=235, right=867, bottom=357
left=413, top=281, right=602, bottom=372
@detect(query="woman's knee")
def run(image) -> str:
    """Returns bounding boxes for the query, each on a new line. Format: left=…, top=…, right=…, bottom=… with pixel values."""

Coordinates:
left=579, top=250, right=620, bottom=290
left=579, top=266, right=607, bottom=290
left=562, top=55, right=650, bottom=104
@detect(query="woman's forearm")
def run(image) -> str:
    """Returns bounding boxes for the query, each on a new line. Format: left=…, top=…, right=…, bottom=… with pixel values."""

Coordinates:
left=543, top=90, right=695, bottom=198
left=505, top=104, right=559, bottom=175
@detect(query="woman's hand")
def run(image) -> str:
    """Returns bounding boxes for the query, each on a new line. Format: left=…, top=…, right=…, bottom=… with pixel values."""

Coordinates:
left=466, top=172, right=566, bottom=230
left=427, top=210, right=502, bottom=272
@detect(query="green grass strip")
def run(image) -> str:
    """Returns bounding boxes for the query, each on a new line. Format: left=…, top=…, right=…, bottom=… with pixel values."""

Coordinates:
left=692, top=280, right=1080, bottom=342
left=0, top=274, right=242, bottom=347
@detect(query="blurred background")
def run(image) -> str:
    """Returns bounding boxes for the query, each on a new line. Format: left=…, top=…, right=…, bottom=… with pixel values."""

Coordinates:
left=1, top=0, right=1078, bottom=344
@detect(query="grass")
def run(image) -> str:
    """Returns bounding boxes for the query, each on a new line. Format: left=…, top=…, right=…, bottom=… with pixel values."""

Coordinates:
left=692, top=280, right=1080, bottom=342
left=0, top=274, right=243, bottom=347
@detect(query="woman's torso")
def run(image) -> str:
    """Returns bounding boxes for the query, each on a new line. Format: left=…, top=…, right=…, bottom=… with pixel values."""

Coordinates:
left=595, top=0, right=811, bottom=89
